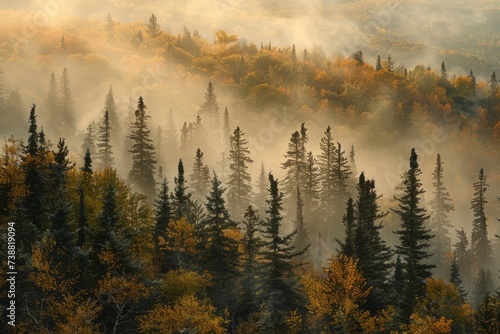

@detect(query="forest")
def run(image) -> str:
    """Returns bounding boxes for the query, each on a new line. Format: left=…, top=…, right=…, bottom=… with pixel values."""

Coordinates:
left=1, top=2, right=500, bottom=333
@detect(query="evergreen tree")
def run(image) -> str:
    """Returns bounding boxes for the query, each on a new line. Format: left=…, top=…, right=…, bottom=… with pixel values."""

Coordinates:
left=318, top=126, right=336, bottom=228
left=154, top=178, right=171, bottom=271
left=474, top=295, right=500, bottom=334
left=471, top=168, right=492, bottom=271
left=352, top=50, right=364, bottom=65
left=51, top=138, right=75, bottom=187
left=349, top=144, right=357, bottom=178
left=291, top=44, right=297, bottom=63
left=190, top=148, right=210, bottom=204
left=429, top=154, right=454, bottom=278
left=239, top=206, right=263, bottom=317
left=259, top=173, right=306, bottom=328
left=393, top=148, right=435, bottom=324
left=96, top=110, right=114, bottom=168
left=385, top=55, right=394, bottom=72
left=81, top=121, right=96, bottom=158
left=128, top=96, right=157, bottom=199
left=77, top=150, right=92, bottom=247
left=165, top=107, right=179, bottom=171
left=303, top=151, right=320, bottom=216
left=392, top=254, right=405, bottom=297
left=104, top=85, right=119, bottom=143
left=254, top=162, right=268, bottom=215
left=453, top=228, right=472, bottom=288
left=171, top=159, right=192, bottom=221
left=332, top=142, right=352, bottom=223
left=449, top=253, right=467, bottom=300
left=282, top=128, right=306, bottom=215
left=105, top=12, right=115, bottom=35
left=45, top=72, right=59, bottom=127
left=473, top=268, right=493, bottom=308
left=292, top=187, right=310, bottom=260
left=228, top=126, right=253, bottom=219
left=222, top=106, right=231, bottom=152
left=199, top=81, right=220, bottom=129
left=198, top=174, right=239, bottom=311
left=58, top=68, right=75, bottom=135
left=440, top=61, right=447, bottom=80
left=375, top=55, right=382, bottom=71
left=147, top=13, right=161, bottom=37
left=338, top=197, right=356, bottom=258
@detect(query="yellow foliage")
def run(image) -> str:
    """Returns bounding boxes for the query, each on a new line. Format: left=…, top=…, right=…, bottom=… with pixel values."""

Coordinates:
left=160, top=217, right=199, bottom=255
left=139, top=294, right=228, bottom=334
left=402, top=314, right=452, bottom=334
left=161, top=269, right=212, bottom=302
left=97, top=273, right=149, bottom=306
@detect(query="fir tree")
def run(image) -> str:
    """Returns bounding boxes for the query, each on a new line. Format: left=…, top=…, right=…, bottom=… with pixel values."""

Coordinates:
left=349, top=144, right=357, bottom=178
left=471, top=168, right=492, bottom=271
left=45, top=72, right=58, bottom=126
left=338, top=197, right=355, bottom=258
left=51, top=138, right=74, bottom=187
left=165, top=107, right=179, bottom=171
left=332, top=142, right=352, bottom=223
left=77, top=150, right=92, bottom=247
left=104, top=85, right=119, bottom=142
left=385, top=55, right=394, bottom=72
left=303, top=151, right=320, bottom=228
left=473, top=268, right=493, bottom=308
left=474, top=295, right=500, bottom=334
left=128, top=96, right=157, bottom=199
left=105, top=12, right=115, bottom=34
left=440, top=61, right=447, bottom=80
left=282, top=127, right=306, bottom=215
left=228, top=126, right=253, bottom=219
left=198, top=173, right=239, bottom=311
left=171, top=159, right=192, bottom=221
left=429, top=154, right=454, bottom=278
left=259, top=173, right=306, bottom=328
left=222, top=106, right=231, bottom=152
left=190, top=148, right=211, bottom=204
left=96, top=110, right=114, bottom=168
left=146, top=13, right=161, bottom=37
left=393, top=148, right=434, bottom=324
left=199, top=81, right=220, bottom=129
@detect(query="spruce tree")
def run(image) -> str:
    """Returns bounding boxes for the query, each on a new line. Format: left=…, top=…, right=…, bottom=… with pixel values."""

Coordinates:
left=198, top=174, right=239, bottom=311
left=228, top=126, right=253, bottom=219
left=128, top=96, right=157, bottom=199
left=473, top=268, right=493, bottom=308
left=332, top=142, right=352, bottom=223
left=282, top=127, right=306, bottom=215
left=165, top=108, right=178, bottom=162
left=190, top=148, right=211, bottom=204
left=104, top=85, right=120, bottom=144
left=171, top=159, right=192, bottom=221
left=338, top=197, right=355, bottom=258
left=471, top=168, right=492, bottom=271
left=303, top=151, right=320, bottom=218
left=454, top=228, right=472, bottom=288
left=77, top=150, right=92, bottom=247
left=96, top=110, right=114, bottom=168
left=51, top=138, right=75, bottom=187
left=429, top=154, right=454, bottom=278
left=259, top=173, right=306, bottom=328
left=45, top=72, right=58, bottom=127
left=223, top=106, right=231, bottom=152
left=393, top=148, right=434, bottom=324
left=474, top=295, right=500, bottom=334
left=199, top=81, right=220, bottom=129
left=147, top=13, right=161, bottom=37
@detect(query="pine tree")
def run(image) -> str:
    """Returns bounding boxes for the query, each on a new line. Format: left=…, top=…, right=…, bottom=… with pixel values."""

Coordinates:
left=154, top=178, right=171, bottom=272
left=375, top=55, right=382, bottom=71
left=349, top=144, right=357, bottom=178
left=58, top=68, right=75, bottom=135
left=473, top=268, right=493, bottom=308
left=171, top=159, right=192, bottom=221
left=199, top=82, right=220, bottom=129
left=259, top=173, right=306, bottom=328
left=96, top=110, right=114, bottom=168
left=239, top=206, right=263, bottom=317
left=318, top=126, right=336, bottom=227
left=293, top=187, right=310, bottom=260
left=338, top=197, right=355, bottom=257
left=104, top=85, right=119, bottom=143
left=165, top=107, right=179, bottom=172
left=385, top=55, right=394, bottom=72
left=392, top=254, right=405, bottom=297
left=393, top=148, right=434, bottom=324
left=128, top=96, right=157, bottom=199
left=440, top=61, right=447, bottom=80
left=190, top=148, right=210, bottom=204
left=51, top=138, right=75, bottom=187
left=471, top=168, right=492, bottom=271
left=198, top=173, right=239, bottom=311
left=449, top=253, right=467, bottom=300
left=429, top=154, right=454, bottom=278
left=77, top=150, right=92, bottom=247
left=228, top=126, right=253, bottom=219
left=303, top=151, right=320, bottom=218
left=81, top=121, right=96, bottom=158
left=146, top=13, right=161, bottom=37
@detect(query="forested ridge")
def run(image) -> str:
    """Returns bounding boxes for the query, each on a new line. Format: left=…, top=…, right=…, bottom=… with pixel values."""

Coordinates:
left=0, top=9, right=499, bottom=334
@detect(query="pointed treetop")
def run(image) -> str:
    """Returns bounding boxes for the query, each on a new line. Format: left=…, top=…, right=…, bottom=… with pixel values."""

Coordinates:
left=410, top=148, right=418, bottom=169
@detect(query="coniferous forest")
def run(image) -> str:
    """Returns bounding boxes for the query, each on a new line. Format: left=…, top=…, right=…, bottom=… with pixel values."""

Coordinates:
left=1, top=1, right=500, bottom=333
